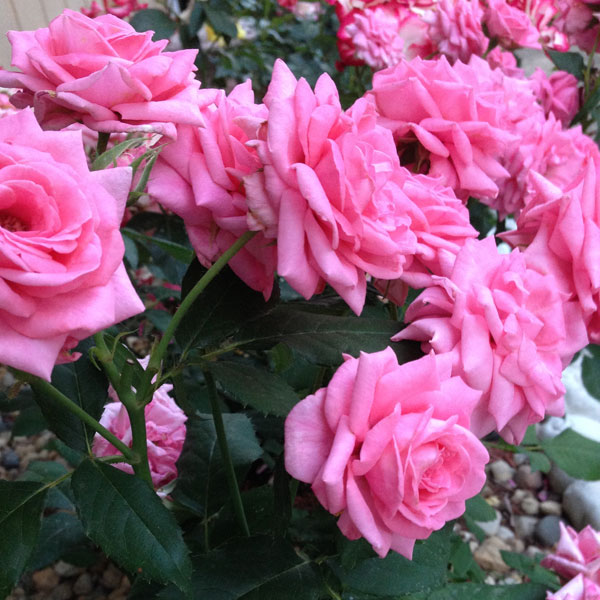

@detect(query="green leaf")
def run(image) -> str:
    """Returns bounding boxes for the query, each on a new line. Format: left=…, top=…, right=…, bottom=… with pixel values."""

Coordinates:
left=548, top=50, right=585, bottom=80
left=33, top=337, right=108, bottom=453
left=205, top=6, right=238, bottom=38
left=500, top=551, right=560, bottom=590
left=71, top=459, right=192, bottom=593
left=0, top=481, right=48, bottom=598
left=130, top=8, right=177, bottom=40
left=173, top=413, right=263, bottom=515
left=102, top=334, right=146, bottom=391
left=541, top=428, right=600, bottom=480
left=206, top=361, right=299, bottom=417
left=423, top=582, right=548, bottom=600
left=122, top=228, right=194, bottom=264
left=582, top=346, right=600, bottom=399
left=464, top=495, right=496, bottom=522
left=19, top=461, right=73, bottom=510
left=448, top=535, right=484, bottom=583
left=332, top=524, right=452, bottom=596
left=92, top=138, right=145, bottom=171
left=521, top=450, right=551, bottom=474
left=228, top=306, right=421, bottom=367
left=11, top=404, right=47, bottom=436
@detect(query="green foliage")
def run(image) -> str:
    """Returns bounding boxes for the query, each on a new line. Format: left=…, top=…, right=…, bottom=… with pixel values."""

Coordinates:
left=582, top=345, right=600, bottom=399
left=541, top=428, right=600, bottom=480
left=547, top=50, right=585, bottom=80
left=130, top=8, right=177, bottom=40
left=71, top=459, right=192, bottom=593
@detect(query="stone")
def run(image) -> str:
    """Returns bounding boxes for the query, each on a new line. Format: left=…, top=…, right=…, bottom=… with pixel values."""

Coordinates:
left=514, top=453, right=529, bottom=466
left=512, top=489, right=528, bottom=504
left=548, top=463, right=575, bottom=495
left=32, top=567, right=60, bottom=592
left=73, top=573, right=93, bottom=595
left=535, top=515, right=562, bottom=547
left=511, top=539, right=526, bottom=553
left=496, top=526, right=515, bottom=543
left=514, top=465, right=543, bottom=490
left=473, top=536, right=511, bottom=573
left=521, top=496, right=540, bottom=515
left=1, top=448, right=19, bottom=469
left=490, top=460, right=515, bottom=484
left=475, top=509, right=502, bottom=537
left=101, top=564, right=122, bottom=590
left=525, top=545, right=544, bottom=559
left=54, top=561, right=82, bottom=578
left=49, top=583, right=73, bottom=600
left=563, top=480, right=600, bottom=530
left=540, top=501, right=562, bottom=516
left=513, top=515, right=538, bottom=539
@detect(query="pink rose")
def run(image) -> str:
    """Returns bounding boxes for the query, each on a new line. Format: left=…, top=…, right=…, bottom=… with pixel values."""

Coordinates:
left=0, top=9, right=202, bottom=136
left=93, top=357, right=187, bottom=492
left=82, top=0, right=148, bottom=18
left=547, top=574, right=600, bottom=600
left=149, top=82, right=276, bottom=299
left=554, top=2, right=600, bottom=53
left=285, top=348, right=487, bottom=558
left=0, top=109, right=144, bottom=380
left=393, top=237, right=584, bottom=444
left=542, top=523, right=600, bottom=584
left=532, top=69, right=580, bottom=127
left=423, top=0, right=488, bottom=63
left=336, top=4, right=432, bottom=69
left=245, top=60, right=423, bottom=314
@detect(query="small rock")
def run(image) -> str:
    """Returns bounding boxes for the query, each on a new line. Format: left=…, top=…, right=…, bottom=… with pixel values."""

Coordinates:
left=49, top=582, right=73, bottom=600
left=475, top=509, right=502, bottom=537
left=563, top=480, right=600, bottom=530
left=535, top=515, right=562, bottom=547
left=73, top=573, right=93, bottom=595
left=513, top=515, right=538, bottom=539
left=521, top=496, right=540, bottom=515
left=548, top=464, right=575, bottom=495
left=0, top=416, right=9, bottom=433
left=540, top=500, right=562, bottom=516
left=101, top=564, right=122, bottom=590
left=512, top=489, right=528, bottom=504
left=525, top=545, right=544, bottom=559
left=514, top=465, right=543, bottom=490
left=511, top=538, right=526, bottom=553
left=32, top=567, right=60, bottom=592
left=54, top=561, right=82, bottom=578
left=496, top=526, right=515, bottom=543
left=490, top=460, right=515, bottom=484
left=1, top=449, right=19, bottom=470
left=514, top=453, right=529, bottom=466
left=486, top=495, right=502, bottom=508
left=473, top=536, right=511, bottom=573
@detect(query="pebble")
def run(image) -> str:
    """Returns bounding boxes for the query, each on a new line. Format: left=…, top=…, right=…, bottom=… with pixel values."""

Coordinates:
left=496, top=526, right=515, bottom=543
left=475, top=509, right=502, bottom=537
left=548, top=464, right=575, bottom=495
left=513, top=515, right=538, bottom=539
left=101, top=564, right=123, bottom=590
left=525, top=545, right=544, bottom=558
left=49, top=582, right=73, bottom=600
left=563, top=480, right=600, bottom=530
left=490, top=460, right=515, bottom=484
left=32, top=567, right=60, bottom=592
left=512, top=489, right=528, bottom=504
left=535, top=515, right=562, bottom=547
left=521, top=496, right=540, bottom=515
left=514, top=465, right=543, bottom=490
left=1, top=448, right=19, bottom=469
left=54, top=561, right=82, bottom=578
left=73, top=573, right=93, bottom=595
left=473, top=536, right=511, bottom=573
left=540, top=500, right=562, bottom=516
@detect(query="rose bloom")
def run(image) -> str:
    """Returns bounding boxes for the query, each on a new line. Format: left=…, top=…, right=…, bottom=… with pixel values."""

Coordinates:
left=547, top=574, right=600, bottom=600
left=0, top=9, right=202, bottom=136
left=0, top=109, right=144, bottom=380
left=542, top=523, right=600, bottom=584
left=285, top=348, right=488, bottom=559
left=245, top=59, right=423, bottom=314
left=82, top=0, right=148, bottom=18
left=394, top=237, right=587, bottom=444
left=93, top=357, right=187, bottom=492
left=149, top=81, right=276, bottom=299
left=531, top=68, right=580, bottom=127
left=336, top=3, right=432, bottom=70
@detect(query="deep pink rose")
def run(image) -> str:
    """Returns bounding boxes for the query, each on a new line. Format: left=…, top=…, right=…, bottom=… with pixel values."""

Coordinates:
left=336, top=3, right=432, bottom=69
left=245, top=60, right=423, bottom=314
left=148, top=82, right=276, bottom=299
left=0, top=109, right=144, bottom=380
left=554, top=1, right=600, bottom=53
left=542, top=523, right=600, bottom=584
left=532, top=69, right=580, bottom=127
left=285, top=348, right=488, bottom=558
left=423, top=0, right=488, bottom=63
left=547, top=575, right=600, bottom=600
left=93, top=357, right=187, bottom=492
left=0, top=9, right=202, bottom=136
left=393, top=237, right=585, bottom=444
left=82, top=0, right=148, bottom=18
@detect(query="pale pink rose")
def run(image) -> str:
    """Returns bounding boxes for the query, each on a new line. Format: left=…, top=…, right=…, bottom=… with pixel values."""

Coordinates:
left=532, top=69, right=580, bottom=127
left=374, top=170, right=478, bottom=303
left=502, top=143, right=600, bottom=343
left=393, top=237, right=582, bottom=444
left=547, top=574, right=600, bottom=600
left=245, top=60, right=423, bottom=314
left=285, top=348, right=488, bottom=558
left=0, top=109, right=144, bottom=380
left=423, top=0, right=488, bottom=63
left=336, top=4, right=432, bottom=69
left=0, top=9, right=202, bottom=136
left=93, top=357, right=187, bottom=492
left=485, top=0, right=569, bottom=51
left=148, top=82, right=276, bottom=299
left=542, top=523, right=600, bottom=584
left=82, top=0, right=147, bottom=18
left=367, top=56, right=515, bottom=201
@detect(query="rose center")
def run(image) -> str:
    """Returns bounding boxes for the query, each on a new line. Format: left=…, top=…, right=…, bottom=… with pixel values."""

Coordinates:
left=0, top=213, right=27, bottom=232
